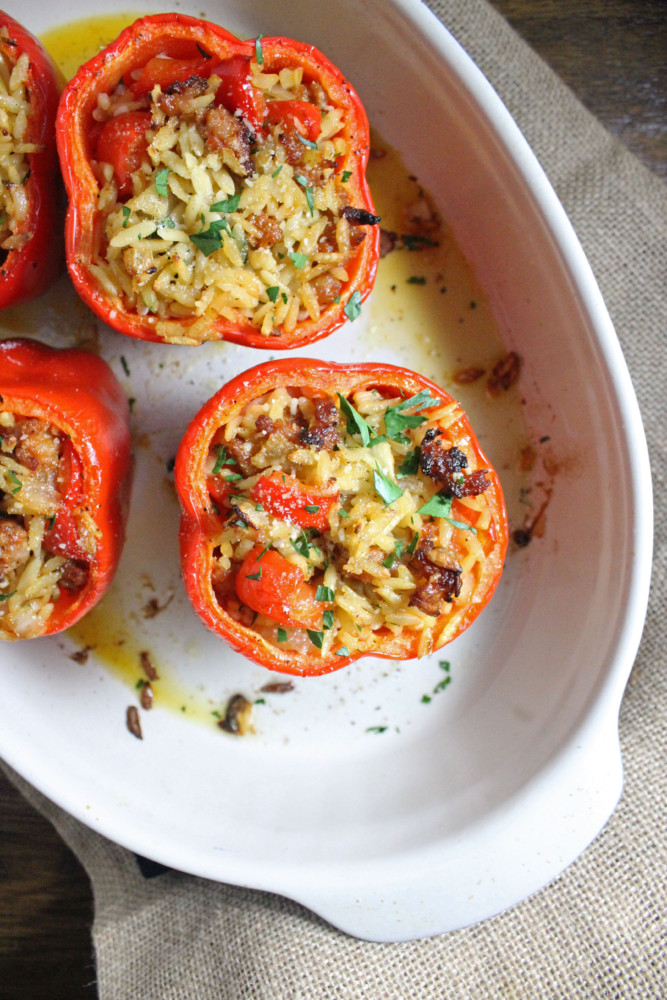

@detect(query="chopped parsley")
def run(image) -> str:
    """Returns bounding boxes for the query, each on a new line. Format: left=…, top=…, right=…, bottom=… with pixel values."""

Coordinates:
left=384, top=390, right=440, bottom=440
left=122, top=205, right=131, bottom=228
left=341, top=170, right=352, bottom=182
left=255, top=35, right=264, bottom=65
left=335, top=646, right=350, bottom=657
left=416, top=491, right=453, bottom=518
left=8, top=470, right=22, bottom=494
left=295, top=175, right=314, bottom=214
left=289, top=251, right=308, bottom=269
left=304, top=504, right=320, bottom=514
left=307, top=629, right=324, bottom=649
left=315, top=585, right=335, bottom=602
left=271, top=164, right=283, bottom=178
left=297, top=134, right=318, bottom=149
left=366, top=726, right=387, bottom=734
left=211, top=444, right=235, bottom=475
left=373, top=464, right=403, bottom=506
left=407, top=275, right=426, bottom=285
left=322, top=610, right=334, bottom=630
left=155, top=168, right=170, bottom=197
left=343, top=289, right=362, bottom=322
left=398, top=447, right=420, bottom=476
left=210, top=194, right=241, bottom=213
left=277, top=627, right=288, bottom=642
left=0, top=591, right=16, bottom=602
left=266, top=285, right=280, bottom=303
left=337, top=393, right=373, bottom=446
left=190, top=218, right=231, bottom=256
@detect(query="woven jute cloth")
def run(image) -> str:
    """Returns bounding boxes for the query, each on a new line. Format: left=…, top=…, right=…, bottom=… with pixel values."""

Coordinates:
left=3, top=0, right=666, bottom=996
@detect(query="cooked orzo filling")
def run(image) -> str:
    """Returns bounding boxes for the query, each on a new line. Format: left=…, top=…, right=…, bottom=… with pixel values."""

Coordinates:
left=90, top=55, right=376, bottom=343
left=0, top=413, right=95, bottom=639
left=0, top=33, right=42, bottom=258
left=205, top=385, right=501, bottom=661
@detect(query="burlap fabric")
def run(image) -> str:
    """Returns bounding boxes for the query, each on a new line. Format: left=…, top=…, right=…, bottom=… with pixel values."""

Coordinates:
left=3, top=0, right=666, bottom=996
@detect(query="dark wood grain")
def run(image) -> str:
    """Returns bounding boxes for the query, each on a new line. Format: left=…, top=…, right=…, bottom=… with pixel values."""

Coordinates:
left=0, top=4, right=664, bottom=998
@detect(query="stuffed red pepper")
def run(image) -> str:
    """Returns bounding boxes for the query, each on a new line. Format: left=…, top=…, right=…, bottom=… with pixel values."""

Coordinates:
left=56, top=13, right=379, bottom=348
left=0, top=13, right=62, bottom=310
left=175, top=359, right=508, bottom=676
left=0, top=339, right=132, bottom=639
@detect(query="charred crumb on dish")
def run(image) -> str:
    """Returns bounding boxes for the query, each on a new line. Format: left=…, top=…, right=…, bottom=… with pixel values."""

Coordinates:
left=487, top=351, right=522, bottom=395
left=218, top=693, right=254, bottom=735
left=139, top=680, right=154, bottom=710
left=140, top=649, right=159, bottom=680
left=142, top=594, right=174, bottom=618
left=69, top=645, right=91, bottom=664
left=126, top=705, right=143, bottom=739
left=452, top=366, right=485, bottom=385
left=260, top=681, right=295, bottom=694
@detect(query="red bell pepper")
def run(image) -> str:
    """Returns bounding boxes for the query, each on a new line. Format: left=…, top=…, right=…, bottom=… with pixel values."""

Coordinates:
left=0, top=339, right=132, bottom=638
left=175, top=359, right=508, bottom=676
left=56, top=13, right=379, bottom=349
left=0, top=13, right=62, bottom=310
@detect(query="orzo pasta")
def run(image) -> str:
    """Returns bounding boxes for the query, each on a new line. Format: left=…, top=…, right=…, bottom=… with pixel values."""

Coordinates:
left=176, top=359, right=508, bottom=676
left=56, top=14, right=379, bottom=347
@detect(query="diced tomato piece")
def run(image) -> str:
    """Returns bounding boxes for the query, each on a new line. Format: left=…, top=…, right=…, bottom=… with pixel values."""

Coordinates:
left=44, top=439, right=88, bottom=561
left=211, top=55, right=266, bottom=131
left=235, top=545, right=322, bottom=629
left=95, top=111, right=152, bottom=199
left=250, top=472, right=338, bottom=531
left=129, top=55, right=213, bottom=97
left=265, top=100, right=322, bottom=142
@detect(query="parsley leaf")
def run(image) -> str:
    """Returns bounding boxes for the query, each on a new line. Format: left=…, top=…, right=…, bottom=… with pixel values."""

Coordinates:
left=406, top=531, right=420, bottom=555
left=8, top=470, right=22, bottom=494
left=266, top=285, right=280, bottom=303
left=335, top=646, right=350, bottom=656
left=277, top=627, right=288, bottom=642
left=341, top=170, right=352, bottom=182
left=304, top=504, right=320, bottom=513
left=155, top=167, right=170, bottom=197
left=190, top=219, right=230, bottom=256
left=398, top=447, right=420, bottom=476
left=290, top=531, right=311, bottom=559
left=296, top=175, right=315, bottom=215
left=416, top=492, right=453, bottom=518
left=337, top=393, right=372, bottom=446
left=384, top=390, right=440, bottom=440
left=210, top=194, right=241, bottom=213
left=297, top=134, right=318, bottom=149
left=122, top=205, right=131, bottom=228
left=289, top=251, right=308, bottom=269
left=315, top=585, right=335, bottom=602
left=211, top=445, right=235, bottom=475
left=255, top=35, right=264, bottom=65
left=307, top=629, right=324, bottom=649
left=344, top=289, right=362, bottom=322
left=373, top=464, right=403, bottom=506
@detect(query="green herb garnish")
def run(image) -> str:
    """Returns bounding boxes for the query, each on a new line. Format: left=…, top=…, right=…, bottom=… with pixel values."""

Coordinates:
left=155, top=168, right=170, bottom=197
left=255, top=35, right=264, bottom=65
left=271, top=164, right=283, bottom=178
left=289, top=251, right=308, bottom=269
left=341, top=170, right=352, bottom=182
left=373, top=464, right=403, bottom=507
left=210, top=194, right=241, bottom=213
left=343, top=289, right=362, bottom=322
left=315, top=585, right=335, bottom=602
left=398, top=447, right=420, bottom=476
left=406, top=531, right=419, bottom=555
left=122, top=206, right=131, bottom=228
left=297, top=134, right=318, bottom=149
left=384, top=390, right=439, bottom=440
left=337, top=393, right=372, bottom=446
left=0, top=591, right=16, bottom=602
left=8, top=470, right=21, bottom=494
left=307, top=629, right=324, bottom=649
left=407, top=275, right=426, bottom=285
left=366, top=726, right=387, bottom=734
left=211, top=445, right=235, bottom=475
left=245, top=570, right=262, bottom=581
left=416, top=492, right=453, bottom=518
left=335, top=646, right=350, bottom=657
left=277, top=627, right=288, bottom=642
left=304, top=504, right=320, bottom=514
left=266, top=285, right=280, bottom=303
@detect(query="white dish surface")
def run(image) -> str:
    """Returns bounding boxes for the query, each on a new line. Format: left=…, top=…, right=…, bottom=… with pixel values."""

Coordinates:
left=0, top=0, right=653, bottom=941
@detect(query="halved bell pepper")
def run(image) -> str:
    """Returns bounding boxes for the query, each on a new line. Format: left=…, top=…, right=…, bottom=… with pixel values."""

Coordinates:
left=56, top=13, right=379, bottom=349
left=175, top=358, right=508, bottom=676
left=0, top=13, right=62, bottom=310
left=0, top=339, right=132, bottom=638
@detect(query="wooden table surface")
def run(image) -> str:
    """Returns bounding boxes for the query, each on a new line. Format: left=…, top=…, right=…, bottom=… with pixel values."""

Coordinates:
left=1, top=3, right=664, bottom=997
